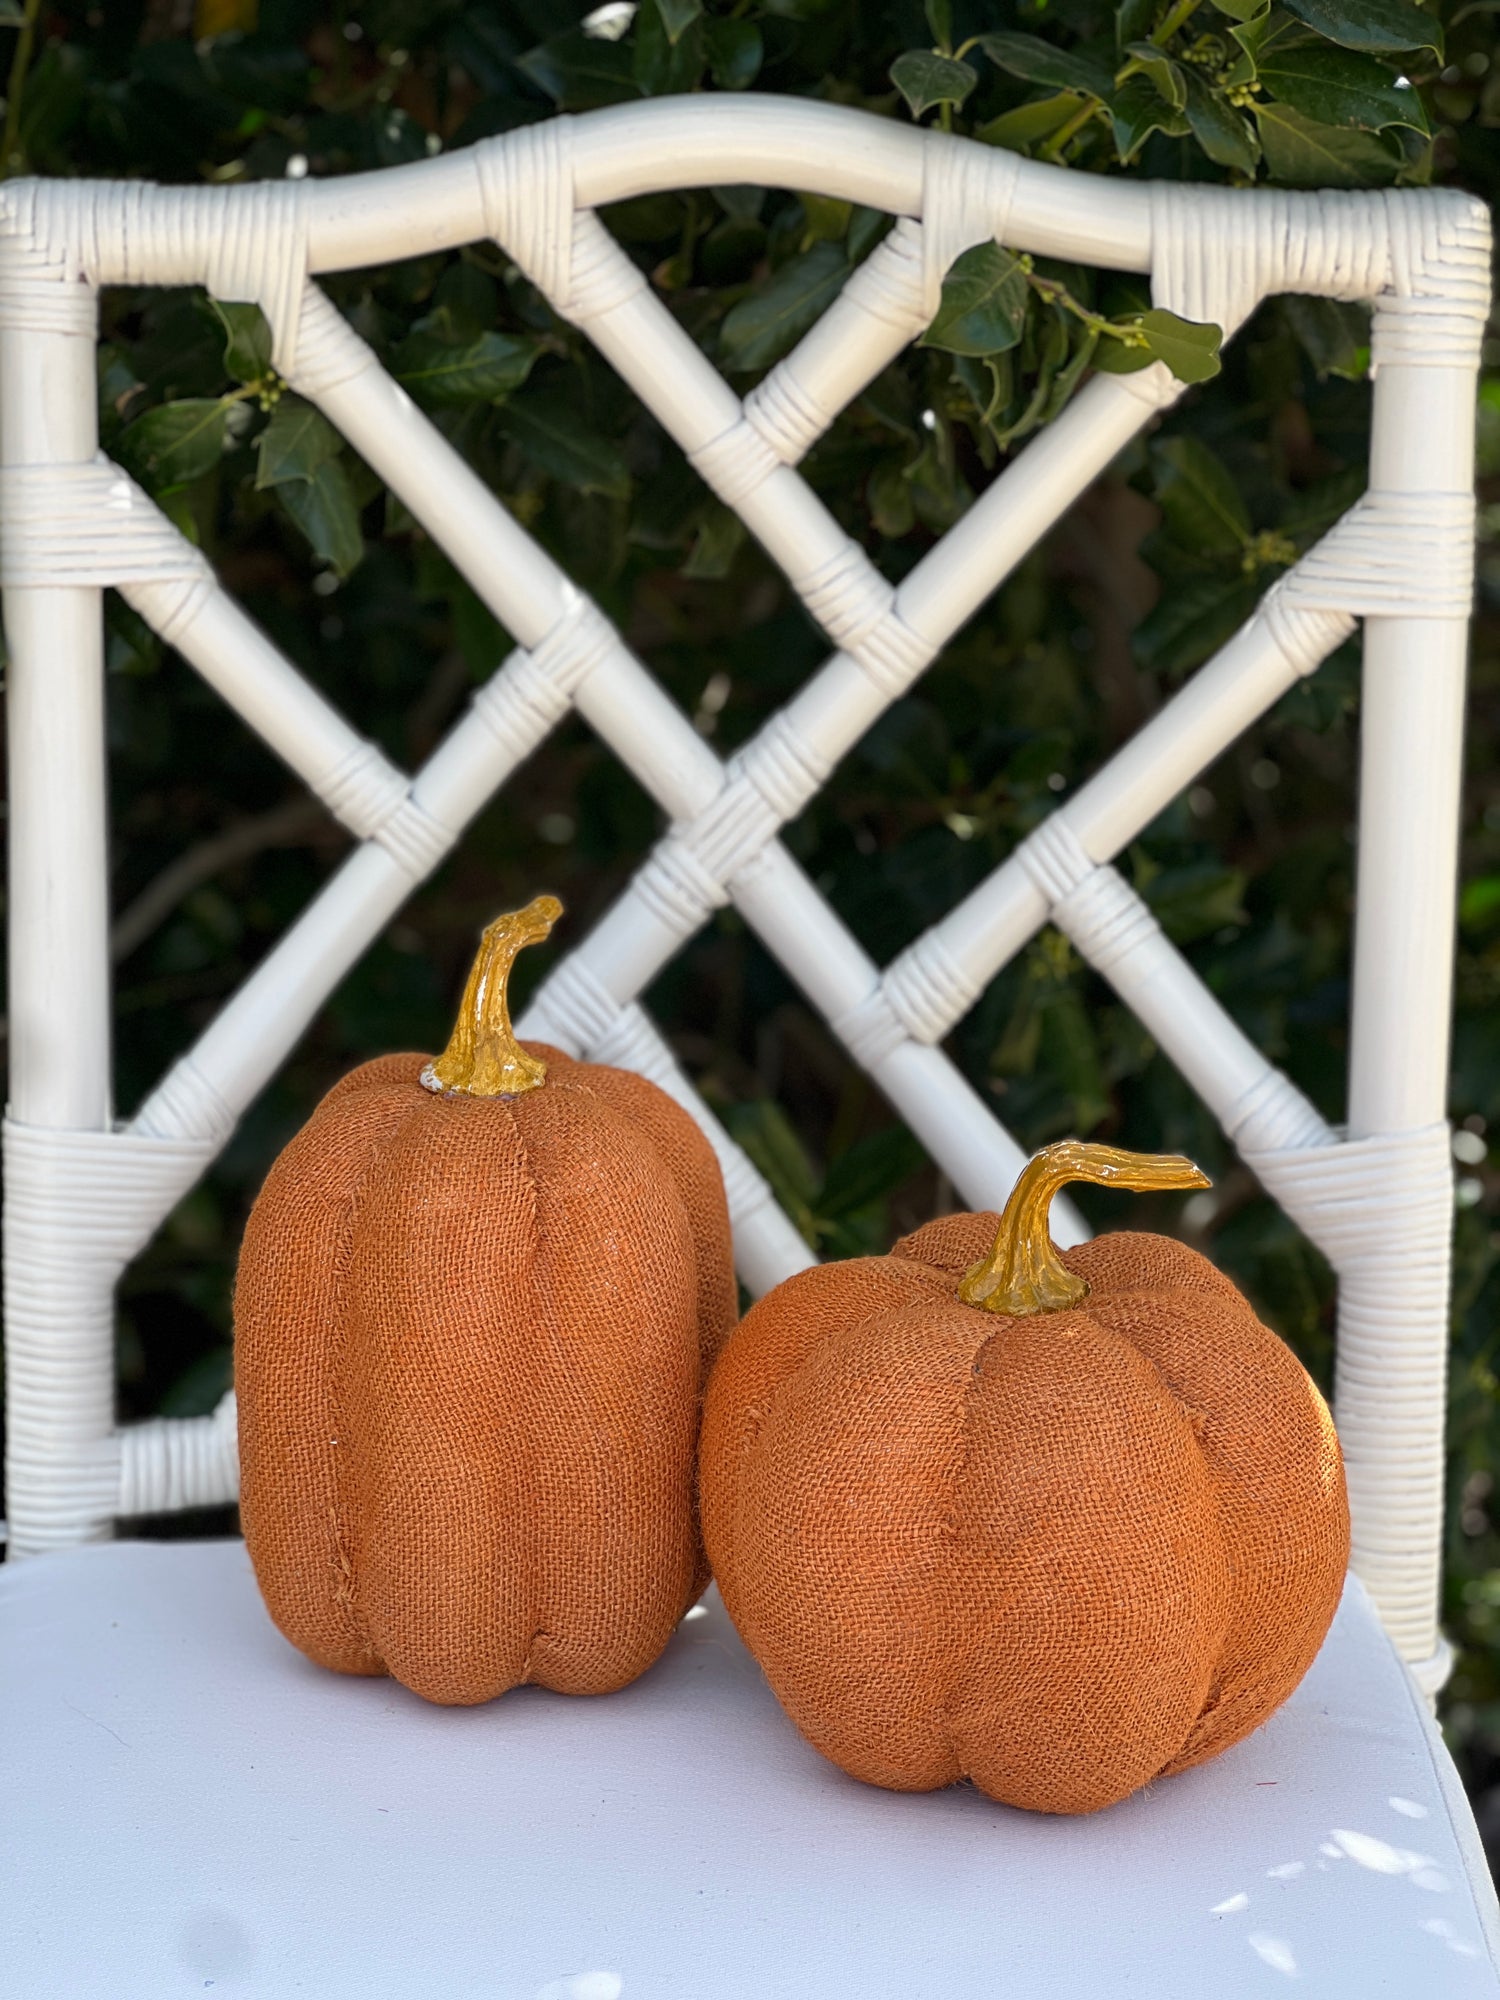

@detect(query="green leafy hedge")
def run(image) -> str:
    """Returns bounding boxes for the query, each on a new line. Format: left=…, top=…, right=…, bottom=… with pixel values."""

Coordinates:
left=3, top=0, right=1499, bottom=1847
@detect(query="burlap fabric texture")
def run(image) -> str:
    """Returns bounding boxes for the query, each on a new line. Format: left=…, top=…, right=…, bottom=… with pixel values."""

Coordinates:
left=236, top=1042, right=736, bottom=1704
left=700, top=1217, right=1350, bottom=1814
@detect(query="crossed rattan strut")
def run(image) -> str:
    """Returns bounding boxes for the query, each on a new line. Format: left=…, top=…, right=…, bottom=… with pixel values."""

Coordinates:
left=0, top=98, right=1488, bottom=1701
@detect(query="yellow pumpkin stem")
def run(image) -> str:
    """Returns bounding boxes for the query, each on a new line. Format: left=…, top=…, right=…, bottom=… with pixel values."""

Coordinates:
left=956, top=1139, right=1211, bottom=1317
left=421, top=895, right=561, bottom=1099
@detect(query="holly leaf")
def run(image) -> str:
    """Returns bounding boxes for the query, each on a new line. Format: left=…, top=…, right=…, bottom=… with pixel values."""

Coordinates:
left=1281, top=0, right=1443, bottom=58
left=719, top=241, right=848, bottom=372
left=498, top=389, right=632, bottom=498
left=973, top=30, right=1114, bottom=99
left=978, top=91, right=1091, bottom=152
left=207, top=299, right=273, bottom=385
left=254, top=397, right=342, bottom=488
left=1111, top=75, right=1190, bottom=162
left=1256, top=42, right=1431, bottom=133
left=1151, top=436, right=1251, bottom=555
left=1097, top=309, right=1223, bottom=384
left=1255, top=102, right=1402, bottom=185
left=1121, top=39, right=1187, bottom=111
left=921, top=241, right=1028, bottom=356
left=274, top=458, right=364, bottom=577
left=890, top=50, right=978, bottom=119
left=391, top=329, right=540, bottom=405
left=118, top=398, right=232, bottom=489
left=1181, top=66, right=1261, bottom=172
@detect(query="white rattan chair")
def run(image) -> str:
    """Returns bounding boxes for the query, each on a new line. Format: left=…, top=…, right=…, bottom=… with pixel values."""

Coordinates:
left=2, top=98, right=1498, bottom=1998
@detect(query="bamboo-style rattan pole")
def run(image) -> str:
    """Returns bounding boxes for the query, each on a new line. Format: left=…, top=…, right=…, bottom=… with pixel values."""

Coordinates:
left=1, top=256, right=118, bottom=1551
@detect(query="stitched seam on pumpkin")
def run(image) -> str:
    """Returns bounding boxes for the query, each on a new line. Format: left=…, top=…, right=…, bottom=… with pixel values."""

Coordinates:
left=940, top=1317, right=1012, bottom=1788
left=510, top=1099, right=548, bottom=1688
left=1091, top=1303, right=1236, bottom=1761
left=336, top=1090, right=432, bottom=1671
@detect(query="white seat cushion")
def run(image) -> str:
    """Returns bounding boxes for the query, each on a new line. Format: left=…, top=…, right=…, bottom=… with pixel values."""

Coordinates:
left=2, top=1539, right=1497, bottom=1999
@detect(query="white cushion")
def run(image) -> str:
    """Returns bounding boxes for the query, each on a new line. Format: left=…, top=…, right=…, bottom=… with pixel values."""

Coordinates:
left=2, top=1539, right=1497, bottom=1999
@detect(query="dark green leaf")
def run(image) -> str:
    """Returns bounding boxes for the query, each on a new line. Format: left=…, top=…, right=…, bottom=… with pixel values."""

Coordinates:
left=1115, top=0, right=1158, bottom=50
left=254, top=397, right=342, bottom=489
left=975, top=30, right=1113, bottom=99
left=819, top=1125, right=927, bottom=1219
left=890, top=50, right=978, bottom=119
left=119, top=398, right=231, bottom=489
left=1231, top=5, right=1283, bottom=63
left=158, top=1345, right=233, bottom=1418
left=1209, top=0, right=1269, bottom=17
left=925, top=0, right=954, bottom=47
left=847, top=205, right=892, bottom=262
left=1280, top=294, right=1369, bottom=378
left=1151, top=436, right=1252, bottom=553
left=1461, top=876, right=1500, bottom=931
left=654, top=0, right=702, bottom=44
left=1097, top=308, right=1223, bottom=384
left=1142, top=861, right=1249, bottom=942
left=682, top=507, right=745, bottom=579
left=704, top=18, right=762, bottom=88
left=1135, top=573, right=1261, bottom=675
left=721, top=1100, right=818, bottom=1237
left=391, top=329, right=540, bottom=405
left=1255, top=101, right=1401, bottom=185
left=1121, top=39, right=1187, bottom=110
left=978, top=91, right=1092, bottom=152
left=1041, top=325, right=1100, bottom=423
left=514, top=29, right=641, bottom=108
left=1181, top=66, right=1261, bottom=172
left=719, top=241, right=848, bottom=372
left=208, top=300, right=273, bottom=385
left=275, top=458, right=364, bottom=577
left=1257, top=42, right=1430, bottom=132
left=1281, top=463, right=1366, bottom=541
left=633, top=0, right=704, bottom=91
left=921, top=241, right=1028, bottom=357
left=1110, top=75, right=1190, bottom=161
left=1282, top=0, right=1442, bottom=57
left=800, top=192, right=852, bottom=244
left=869, top=458, right=917, bottom=537
left=498, top=390, right=632, bottom=498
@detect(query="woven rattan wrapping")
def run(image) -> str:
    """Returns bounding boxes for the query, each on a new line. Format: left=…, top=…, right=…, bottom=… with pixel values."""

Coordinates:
left=236, top=1043, right=735, bottom=1704
left=700, top=1218, right=1348, bottom=1814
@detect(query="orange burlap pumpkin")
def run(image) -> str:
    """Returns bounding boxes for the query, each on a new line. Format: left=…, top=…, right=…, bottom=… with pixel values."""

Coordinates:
left=700, top=1140, right=1350, bottom=1815
left=236, top=897, right=736, bottom=1705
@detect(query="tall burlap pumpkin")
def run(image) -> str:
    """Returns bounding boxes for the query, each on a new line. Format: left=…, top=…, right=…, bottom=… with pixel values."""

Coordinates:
left=700, top=1140, right=1350, bottom=1815
left=236, top=896, right=736, bottom=1705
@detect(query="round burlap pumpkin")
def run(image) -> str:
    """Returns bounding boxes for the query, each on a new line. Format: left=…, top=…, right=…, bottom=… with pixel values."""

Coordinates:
left=236, top=896, right=736, bottom=1705
left=700, top=1140, right=1349, bottom=1815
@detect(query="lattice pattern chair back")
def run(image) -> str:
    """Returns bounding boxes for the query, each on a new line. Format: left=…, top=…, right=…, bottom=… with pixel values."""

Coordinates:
left=0, top=103, right=1488, bottom=1700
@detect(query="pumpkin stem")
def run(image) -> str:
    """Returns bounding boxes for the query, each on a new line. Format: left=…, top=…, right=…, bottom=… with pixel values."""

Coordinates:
left=956, top=1139, right=1211, bottom=1316
left=420, top=895, right=561, bottom=1099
